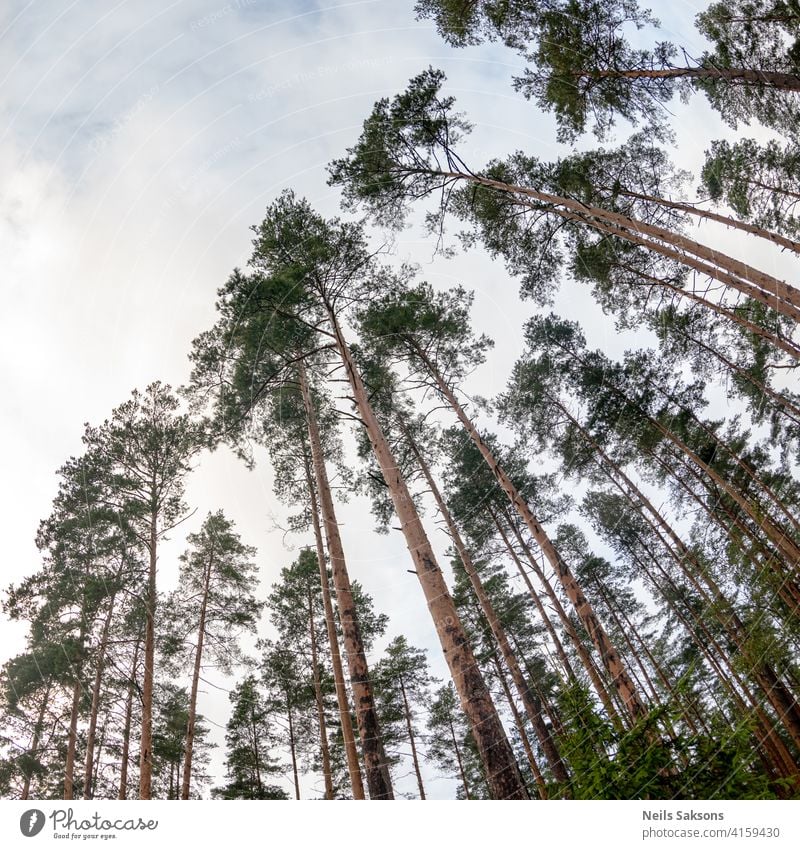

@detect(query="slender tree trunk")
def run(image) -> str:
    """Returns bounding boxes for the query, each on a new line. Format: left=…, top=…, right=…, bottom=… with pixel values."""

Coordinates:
left=64, top=621, right=86, bottom=801
left=511, top=634, right=568, bottom=738
left=581, top=66, right=800, bottom=90
left=118, top=636, right=140, bottom=800
left=625, top=543, right=800, bottom=779
left=617, top=600, right=705, bottom=735
left=675, top=328, right=800, bottom=426
left=398, top=675, right=426, bottom=800
left=287, top=698, right=301, bottom=800
left=492, top=505, right=625, bottom=729
left=630, top=362, right=800, bottom=539
left=614, top=258, right=800, bottom=361
left=405, top=425, right=569, bottom=782
left=443, top=170, right=800, bottom=321
left=139, top=508, right=158, bottom=800
left=91, top=722, right=105, bottom=798
left=308, top=583, right=334, bottom=799
left=551, top=200, right=800, bottom=323
left=83, top=595, right=116, bottom=799
left=646, top=268, right=800, bottom=360
left=181, top=557, right=212, bottom=800
left=614, top=186, right=800, bottom=255
left=493, top=517, right=576, bottom=682
left=298, top=363, right=393, bottom=800
left=491, top=653, right=548, bottom=799
left=551, top=394, right=800, bottom=720
left=250, top=706, right=264, bottom=796
left=64, top=680, right=81, bottom=800
left=449, top=717, right=471, bottom=800
left=303, top=451, right=365, bottom=800
left=645, top=432, right=800, bottom=614
left=551, top=336, right=800, bottom=571
left=22, top=682, right=51, bottom=800
left=415, top=346, right=646, bottom=721
left=747, top=178, right=800, bottom=202
left=327, top=314, right=528, bottom=799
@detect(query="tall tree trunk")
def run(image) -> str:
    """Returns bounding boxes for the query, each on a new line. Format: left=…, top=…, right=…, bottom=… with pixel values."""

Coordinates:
left=91, top=722, right=105, bottom=798
left=624, top=542, right=800, bottom=780
left=612, top=185, right=800, bottom=255
left=303, top=450, right=365, bottom=800
left=22, top=681, right=51, bottom=800
left=118, top=635, right=140, bottom=800
left=614, top=259, right=800, bottom=362
left=64, top=620, right=86, bottom=801
left=649, top=269, right=800, bottom=360
left=580, top=66, right=800, bottom=90
left=404, top=424, right=569, bottom=782
left=250, top=706, right=264, bottom=796
left=64, top=679, right=81, bottom=800
left=443, top=170, right=800, bottom=322
left=308, top=583, right=335, bottom=800
left=558, top=340, right=800, bottom=570
left=327, top=314, right=529, bottom=800
left=491, top=653, right=548, bottom=799
left=449, top=717, right=471, bottom=800
left=414, top=345, right=646, bottom=722
left=287, top=698, right=301, bottom=800
left=674, top=327, right=800, bottom=426
left=398, top=675, right=427, bottom=800
left=490, top=505, right=627, bottom=729
left=83, top=594, right=116, bottom=799
left=549, top=392, right=800, bottom=727
left=644, top=432, right=800, bottom=614
left=493, top=518, right=576, bottom=682
left=181, top=556, right=213, bottom=800
left=139, top=508, right=158, bottom=800
left=298, top=363, right=393, bottom=800
left=627, top=359, right=800, bottom=539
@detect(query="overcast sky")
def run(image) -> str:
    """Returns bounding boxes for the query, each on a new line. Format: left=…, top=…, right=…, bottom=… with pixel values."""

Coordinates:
left=2, top=0, right=786, bottom=800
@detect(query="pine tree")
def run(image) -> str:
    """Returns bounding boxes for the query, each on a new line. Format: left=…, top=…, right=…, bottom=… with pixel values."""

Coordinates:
left=372, top=637, right=436, bottom=798
left=328, top=69, right=800, bottom=328
left=213, top=676, right=287, bottom=800
left=246, top=193, right=528, bottom=799
left=416, top=0, right=800, bottom=139
left=82, top=383, right=202, bottom=799
left=163, top=511, right=262, bottom=799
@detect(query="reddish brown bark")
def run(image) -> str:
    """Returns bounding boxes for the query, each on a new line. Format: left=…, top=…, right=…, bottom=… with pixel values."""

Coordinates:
left=304, top=452, right=365, bottom=800
left=613, top=186, right=800, bottom=255
left=328, top=314, right=528, bottom=799
left=405, top=426, right=569, bottom=782
left=299, top=363, right=393, bottom=800
left=445, top=170, right=800, bottom=322
left=414, top=346, right=646, bottom=721
left=580, top=66, right=800, bottom=90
